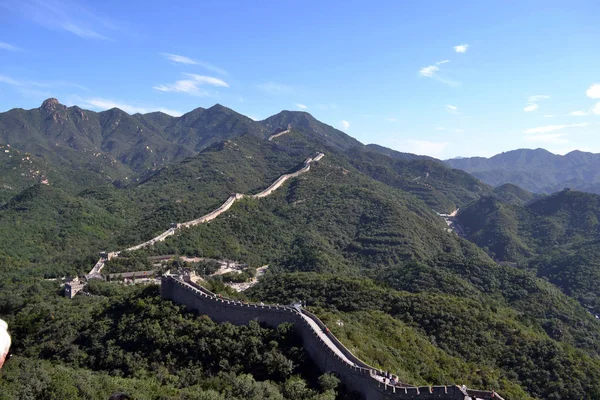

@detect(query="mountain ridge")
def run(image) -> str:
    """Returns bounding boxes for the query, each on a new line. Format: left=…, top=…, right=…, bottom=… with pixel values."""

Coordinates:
left=446, top=148, right=600, bottom=194
left=3, top=99, right=600, bottom=399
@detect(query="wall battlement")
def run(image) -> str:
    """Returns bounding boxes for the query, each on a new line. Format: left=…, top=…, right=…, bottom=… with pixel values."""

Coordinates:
left=161, top=275, right=504, bottom=400
left=86, top=153, right=324, bottom=279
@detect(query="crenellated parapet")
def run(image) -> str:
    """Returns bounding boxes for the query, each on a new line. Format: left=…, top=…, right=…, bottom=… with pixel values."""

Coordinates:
left=161, top=275, right=504, bottom=400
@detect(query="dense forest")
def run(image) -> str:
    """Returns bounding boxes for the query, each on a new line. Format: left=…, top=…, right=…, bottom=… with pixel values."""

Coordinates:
left=1, top=101, right=600, bottom=399
left=457, top=189, right=600, bottom=316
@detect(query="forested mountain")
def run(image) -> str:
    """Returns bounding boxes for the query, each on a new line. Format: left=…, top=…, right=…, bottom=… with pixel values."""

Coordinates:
left=0, top=100, right=366, bottom=203
left=492, top=183, right=536, bottom=205
left=0, top=99, right=269, bottom=169
left=457, top=189, right=600, bottom=316
left=2, top=101, right=600, bottom=399
left=446, top=148, right=600, bottom=194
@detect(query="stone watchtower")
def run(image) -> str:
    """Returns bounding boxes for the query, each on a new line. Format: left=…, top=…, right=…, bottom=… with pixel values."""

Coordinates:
left=64, top=277, right=85, bottom=299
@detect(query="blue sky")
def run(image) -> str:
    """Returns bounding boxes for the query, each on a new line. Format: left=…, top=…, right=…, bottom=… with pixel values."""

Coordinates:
left=1, top=0, right=599, bottom=159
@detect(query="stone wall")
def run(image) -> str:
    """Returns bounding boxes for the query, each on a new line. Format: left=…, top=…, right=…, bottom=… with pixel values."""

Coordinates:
left=86, top=153, right=325, bottom=279
left=160, top=276, right=502, bottom=400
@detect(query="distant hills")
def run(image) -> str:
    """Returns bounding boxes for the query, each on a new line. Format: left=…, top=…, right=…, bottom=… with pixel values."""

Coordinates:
left=456, top=188, right=600, bottom=315
left=446, top=148, right=600, bottom=194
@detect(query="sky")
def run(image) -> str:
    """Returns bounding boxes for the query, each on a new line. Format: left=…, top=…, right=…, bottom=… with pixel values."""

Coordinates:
left=1, top=0, right=599, bottom=159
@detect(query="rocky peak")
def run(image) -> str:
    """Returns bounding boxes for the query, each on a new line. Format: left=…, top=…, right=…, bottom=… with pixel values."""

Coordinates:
left=41, top=98, right=66, bottom=113
left=40, top=98, right=68, bottom=124
left=40, top=97, right=67, bottom=113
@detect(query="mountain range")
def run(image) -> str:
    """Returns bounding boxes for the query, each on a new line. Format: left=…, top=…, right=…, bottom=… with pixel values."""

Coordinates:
left=2, top=99, right=600, bottom=399
left=446, top=148, right=600, bottom=194
left=0, top=99, right=366, bottom=203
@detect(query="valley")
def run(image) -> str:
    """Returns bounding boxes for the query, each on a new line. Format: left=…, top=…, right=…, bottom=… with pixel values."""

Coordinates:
left=0, top=100, right=600, bottom=400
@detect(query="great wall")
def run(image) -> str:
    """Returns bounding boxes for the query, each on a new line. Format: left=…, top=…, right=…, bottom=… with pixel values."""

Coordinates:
left=161, top=275, right=504, bottom=400
left=268, top=124, right=292, bottom=141
left=86, top=148, right=324, bottom=279
left=83, top=131, right=504, bottom=399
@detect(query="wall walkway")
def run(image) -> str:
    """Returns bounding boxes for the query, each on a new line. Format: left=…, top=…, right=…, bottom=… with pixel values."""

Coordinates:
left=161, top=275, right=504, bottom=400
left=268, top=124, right=292, bottom=141
left=86, top=151, right=324, bottom=278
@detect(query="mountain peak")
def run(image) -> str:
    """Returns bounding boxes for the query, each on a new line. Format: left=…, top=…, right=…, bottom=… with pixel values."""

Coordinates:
left=273, top=110, right=314, bottom=119
left=206, top=103, right=232, bottom=113
left=41, top=98, right=64, bottom=112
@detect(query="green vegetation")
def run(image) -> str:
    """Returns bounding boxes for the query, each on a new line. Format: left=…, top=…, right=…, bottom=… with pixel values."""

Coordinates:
left=0, top=283, right=345, bottom=400
left=248, top=273, right=600, bottom=400
left=458, top=189, right=600, bottom=316
left=349, top=146, right=493, bottom=211
left=2, top=102, right=600, bottom=399
left=493, top=183, right=536, bottom=205
left=149, top=153, right=490, bottom=273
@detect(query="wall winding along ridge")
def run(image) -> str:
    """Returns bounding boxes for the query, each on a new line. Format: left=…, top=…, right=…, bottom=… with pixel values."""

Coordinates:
left=268, top=124, right=292, bottom=141
left=85, top=147, right=504, bottom=400
left=161, top=276, right=504, bottom=400
left=86, top=152, right=324, bottom=278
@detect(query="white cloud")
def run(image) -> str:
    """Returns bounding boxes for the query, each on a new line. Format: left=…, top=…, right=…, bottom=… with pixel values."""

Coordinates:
left=593, top=102, right=600, bottom=115
left=2, top=0, right=115, bottom=40
left=340, top=120, right=350, bottom=130
left=418, top=64, right=460, bottom=87
left=454, top=128, right=464, bottom=133
left=586, top=84, right=600, bottom=99
left=436, top=127, right=445, bottom=131
left=568, top=111, right=588, bottom=116
left=0, top=74, right=20, bottom=85
left=60, top=22, right=110, bottom=40
left=446, top=105, right=458, bottom=114
left=161, top=53, right=196, bottom=65
left=153, top=73, right=229, bottom=95
left=386, top=118, right=398, bottom=122
left=436, top=60, right=450, bottom=65
left=296, top=103, right=307, bottom=109
left=524, top=95, right=549, bottom=112
left=0, top=74, right=88, bottom=101
left=257, top=82, right=294, bottom=94
left=544, top=115, right=554, bottom=118
left=81, top=98, right=182, bottom=116
left=528, top=95, right=550, bottom=103
left=454, top=44, right=469, bottom=53
left=182, top=74, right=228, bottom=87
left=523, top=122, right=588, bottom=134
left=160, top=53, right=228, bottom=75
left=525, top=133, right=569, bottom=144
left=524, top=104, right=539, bottom=112
left=419, top=65, right=439, bottom=77
left=0, top=41, right=21, bottom=51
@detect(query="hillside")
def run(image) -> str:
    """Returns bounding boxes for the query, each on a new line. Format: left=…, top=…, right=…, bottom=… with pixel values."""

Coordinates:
left=446, top=148, right=600, bottom=194
left=457, top=189, right=600, bottom=316
left=493, top=183, right=536, bottom=205
left=347, top=146, right=493, bottom=211
left=0, top=99, right=496, bottom=214
left=2, top=102, right=600, bottom=399
left=0, top=100, right=272, bottom=201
